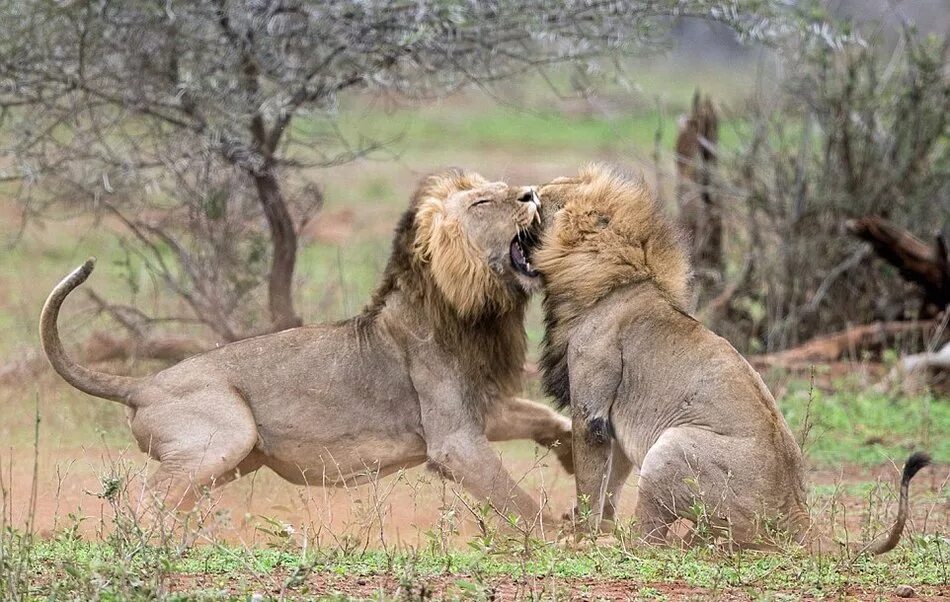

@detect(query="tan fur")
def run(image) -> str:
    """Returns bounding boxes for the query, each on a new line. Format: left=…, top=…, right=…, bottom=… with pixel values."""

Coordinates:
left=40, top=170, right=571, bottom=529
left=536, top=164, right=928, bottom=554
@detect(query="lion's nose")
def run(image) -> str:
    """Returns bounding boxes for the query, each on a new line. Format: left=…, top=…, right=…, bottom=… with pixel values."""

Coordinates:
left=517, top=190, right=537, bottom=204
left=518, top=189, right=540, bottom=211
left=518, top=188, right=541, bottom=224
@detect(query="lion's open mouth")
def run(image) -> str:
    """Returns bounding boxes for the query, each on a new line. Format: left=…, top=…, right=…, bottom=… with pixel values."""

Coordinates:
left=510, top=232, right=540, bottom=278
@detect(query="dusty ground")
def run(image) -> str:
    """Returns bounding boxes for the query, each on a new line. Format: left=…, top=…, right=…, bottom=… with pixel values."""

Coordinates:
left=4, top=438, right=946, bottom=548
left=3, top=439, right=576, bottom=545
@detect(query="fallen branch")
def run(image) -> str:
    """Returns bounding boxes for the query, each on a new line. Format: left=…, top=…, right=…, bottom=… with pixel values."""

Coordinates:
left=82, top=288, right=212, bottom=363
left=0, top=332, right=209, bottom=386
left=752, top=320, right=938, bottom=368
left=899, top=341, right=950, bottom=372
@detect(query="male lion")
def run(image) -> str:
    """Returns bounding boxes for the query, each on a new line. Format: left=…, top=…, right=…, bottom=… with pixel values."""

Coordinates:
left=40, top=170, right=571, bottom=526
left=533, top=164, right=930, bottom=553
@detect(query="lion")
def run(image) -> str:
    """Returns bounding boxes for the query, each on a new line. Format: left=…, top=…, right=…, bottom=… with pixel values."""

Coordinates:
left=533, top=164, right=930, bottom=554
left=40, top=169, right=571, bottom=527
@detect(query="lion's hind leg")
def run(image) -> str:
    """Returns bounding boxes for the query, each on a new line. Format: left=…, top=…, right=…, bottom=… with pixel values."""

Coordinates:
left=133, top=386, right=260, bottom=514
left=633, top=427, right=769, bottom=547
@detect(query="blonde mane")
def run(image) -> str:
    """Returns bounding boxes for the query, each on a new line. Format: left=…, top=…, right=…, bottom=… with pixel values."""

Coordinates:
left=412, top=171, right=513, bottom=317
left=536, top=164, right=692, bottom=408
left=535, top=164, right=691, bottom=314
left=359, top=169, right=529, bottom=408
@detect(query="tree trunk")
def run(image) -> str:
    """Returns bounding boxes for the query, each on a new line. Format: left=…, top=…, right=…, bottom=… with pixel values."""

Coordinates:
left=676, top=90, right=722, bottom=278
left=253, top=169, right=303, bottom=331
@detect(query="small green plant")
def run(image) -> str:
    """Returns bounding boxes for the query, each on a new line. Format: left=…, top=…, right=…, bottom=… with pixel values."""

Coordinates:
left=636, top=585, right=667, bottom=600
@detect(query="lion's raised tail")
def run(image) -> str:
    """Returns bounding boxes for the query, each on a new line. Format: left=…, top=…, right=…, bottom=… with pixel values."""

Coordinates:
left=851, top=451, right=931, bottom=556
left=40, top=258, right=142, bottom=405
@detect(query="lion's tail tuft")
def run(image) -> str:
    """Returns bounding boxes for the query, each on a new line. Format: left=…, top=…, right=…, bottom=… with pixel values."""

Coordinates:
left=854, top=451, right=931, bottom=556
left=902, top=451, right=932, bottom=484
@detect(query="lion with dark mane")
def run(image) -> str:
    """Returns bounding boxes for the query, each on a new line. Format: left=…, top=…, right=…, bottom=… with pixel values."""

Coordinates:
left=534, top=164, right=929, bottom=554
left=40, top=170, right=571, bottom=527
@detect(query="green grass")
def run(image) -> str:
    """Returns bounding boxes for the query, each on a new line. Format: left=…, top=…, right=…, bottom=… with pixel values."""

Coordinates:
left=780, top=383, right=947, bottom=467
left=15, top=533, right=947, bottom=600
left=289, top=58, right=758, bottom=165
left=0, top=378, right=944, bottom=599
left=302, top=102, right=747, bottom=161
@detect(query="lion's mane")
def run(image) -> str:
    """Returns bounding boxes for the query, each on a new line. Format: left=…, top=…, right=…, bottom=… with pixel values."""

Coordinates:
left=534, top=164, right=692, bottom=408
left=359, top=169, right=529, bottom=416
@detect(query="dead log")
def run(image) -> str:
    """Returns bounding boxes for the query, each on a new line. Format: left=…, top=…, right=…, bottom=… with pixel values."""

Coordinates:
left=879, top=341, right=950, bottom=396
left=0, top=288, right=211, bottom=386
left=752, top=320, right=938, bottom=368
left=846, top=216, right=949, bottom=313
left=82, top=331, right=208, bottom=363
left=80, top=289, right=211, bottom=363
left=0, top=332, right=209, bottom=386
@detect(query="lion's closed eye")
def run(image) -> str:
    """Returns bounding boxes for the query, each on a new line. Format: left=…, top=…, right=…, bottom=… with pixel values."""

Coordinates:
left=470, top=199, right=493, bottom=208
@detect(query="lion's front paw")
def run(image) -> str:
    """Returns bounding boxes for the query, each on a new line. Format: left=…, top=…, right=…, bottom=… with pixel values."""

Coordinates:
left=556, top=447, right=575, bottom=475
left=544, top=436, right=574, bottom=475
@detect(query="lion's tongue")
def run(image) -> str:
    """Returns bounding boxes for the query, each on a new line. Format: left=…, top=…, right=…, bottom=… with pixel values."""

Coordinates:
left=510, top=239, right=539, bottom=277
left=511, top=240, right=527, bottom=266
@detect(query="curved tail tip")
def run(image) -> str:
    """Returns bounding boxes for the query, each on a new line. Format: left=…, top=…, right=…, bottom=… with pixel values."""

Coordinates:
left=81, top=257, right=97, bottom=276
left=903, top=451, right=932, bottom=482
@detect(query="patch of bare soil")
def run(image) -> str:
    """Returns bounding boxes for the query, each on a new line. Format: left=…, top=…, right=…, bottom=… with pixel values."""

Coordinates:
left=5, top=440, right=945, bottom=552
left=807, top=463, right=948, bottom=539
left=1, top=443, right=578, bottom=546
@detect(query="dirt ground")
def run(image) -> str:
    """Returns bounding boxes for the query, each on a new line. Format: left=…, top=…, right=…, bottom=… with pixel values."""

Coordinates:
left=4, top=439, right=946, bottom=549
left=3, top=441, right=577, bottom=545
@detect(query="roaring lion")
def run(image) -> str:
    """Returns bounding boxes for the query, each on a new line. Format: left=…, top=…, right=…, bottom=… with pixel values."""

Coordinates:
left=40, top=170, right=571, bottom=525
left=533, top=164, right=930, bottom=553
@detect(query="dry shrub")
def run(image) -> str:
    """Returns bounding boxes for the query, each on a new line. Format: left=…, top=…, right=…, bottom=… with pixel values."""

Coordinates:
left=710, top=27, right=948, bottom=354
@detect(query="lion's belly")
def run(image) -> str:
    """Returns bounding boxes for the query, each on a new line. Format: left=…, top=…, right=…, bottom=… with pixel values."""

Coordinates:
left=217, top=322, right=427, bottom=485
left=250, top=387, right=426, bottom=486
left=259, top=430, right=428, bottom=486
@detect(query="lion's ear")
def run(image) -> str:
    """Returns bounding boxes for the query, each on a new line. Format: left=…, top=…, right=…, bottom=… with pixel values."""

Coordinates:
left=413, top=198, right=503, bottom=317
